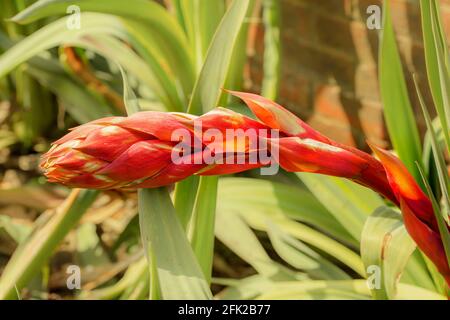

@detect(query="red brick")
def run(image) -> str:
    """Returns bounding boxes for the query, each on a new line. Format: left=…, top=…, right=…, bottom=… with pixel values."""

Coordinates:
left=349, top=21, right=378, bottom=64
left=313, top=84, right=349, bottom=124
left=315, top=14, right=355, bottom=54
left=295, top=0, right=354, bottom=18
left=281, top=1, right=315, bottom=42
left=278, top=72, right=312, bottom=111
left=308, top=84, right=386, bottom=148
left=308, top=114, right=362, bottom=146
left=354, top=64, right=380, bottom=101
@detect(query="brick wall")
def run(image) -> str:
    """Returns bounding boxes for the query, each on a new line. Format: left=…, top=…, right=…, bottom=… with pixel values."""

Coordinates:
left=249, top=0, right=450, bottom=150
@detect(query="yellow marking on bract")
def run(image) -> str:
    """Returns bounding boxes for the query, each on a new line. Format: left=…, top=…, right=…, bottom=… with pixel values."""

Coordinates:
left=62, top=139, right=81, bottom=149
left=93, top=174, right=114, bottom=182
left=171, top=112, right=197, bottom=120
left=195, top=165, right=216, bottom=175
left=303, top=139, right=342, bottom=153
left=125, top=177, right=148, bottom=187
left=83, top=162, right=103, bottom=172
left=48, top=144, right=59, bottom=152
left=222, top=116, right=244, bottom=127
left=100, top=125, right=121, bottom=136
left=292, top=162, right=321, bottom=172
left=150, top=143, right=173, bottom=151
left=74, top=152, right=93, bottom=161
left=109, top=118, right=123, bottom=124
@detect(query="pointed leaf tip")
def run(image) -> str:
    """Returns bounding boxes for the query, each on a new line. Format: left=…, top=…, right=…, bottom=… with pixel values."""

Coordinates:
left=226, top=90, right=330, bottom=144
left=369, top=142, right=438, bottom=234
left=369, top=142, right=424, bottom=201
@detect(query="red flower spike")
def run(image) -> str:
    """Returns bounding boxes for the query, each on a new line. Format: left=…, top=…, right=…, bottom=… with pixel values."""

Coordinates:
left=41, top=91, right=450, bottom=284
left=369, top=143, right=439, bottom=232
left=41, top=91, right=396, bottom=202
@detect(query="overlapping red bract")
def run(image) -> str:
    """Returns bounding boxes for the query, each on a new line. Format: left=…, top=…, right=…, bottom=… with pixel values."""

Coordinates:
left=41, top=91, right=449, bottom=284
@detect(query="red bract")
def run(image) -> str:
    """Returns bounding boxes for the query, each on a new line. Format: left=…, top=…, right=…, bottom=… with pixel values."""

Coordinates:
left=369, top=144, right=450, bottom=286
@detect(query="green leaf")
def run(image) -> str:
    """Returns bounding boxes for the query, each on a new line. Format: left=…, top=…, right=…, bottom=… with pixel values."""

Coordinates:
left=12, top=0, right=195, bottom=103
left=187, top=0, right=250, bottom=114
left=254, top=279, right=370, bottom=300
left=0, top=189, right=99, bottom=300
left=261, top=0, right=281, bottom=100
left=266, top=223, right=350, bottom=280
left=75, top=223, right=110, bottom=267
left=119, top=66, right=140, bottom=115
left=215, top=209, right=286, bottom=277
left=27, top=57, right=113, bottom=122
left=420, top=0, right=450, bottom=150
left=138, top=188, right=212, bottom=300
left=216, top=275, right=445, bottom=300
left=0, top=215, right=31, bottom=245
left=173, top=176, right=200, bottom=229
left=220, top=0, right=255, bottom=106
left=80, top=257, right=148, bottom=300
left=401, top=250, right=439, bottom=291
left=297, top=173, right=384, bottom=242
left=0, top=13, right=184, bottom=111
left=186, top=176, right=218, bottom=282
left=379, top=0, right=422, bottom=183
left=218, top=178, right=365, bottom=276
left=179, top=0, right=225, bottom=72
left=219, top=177, right=355, bottom=245
left=422, top=117, right=444, bottom=194
left=361, top=206, right=416, bottom=299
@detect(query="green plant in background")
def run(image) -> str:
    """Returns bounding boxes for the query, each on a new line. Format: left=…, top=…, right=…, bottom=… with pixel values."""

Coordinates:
left=0, top=0, right=448, bottom=301
left=0, top=0, right=56, bottom=149
left=0, top=0, right=268, bottom=300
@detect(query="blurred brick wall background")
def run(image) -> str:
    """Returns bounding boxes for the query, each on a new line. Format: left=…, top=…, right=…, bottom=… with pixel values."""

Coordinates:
left=249, top=0, right=450, bottom=150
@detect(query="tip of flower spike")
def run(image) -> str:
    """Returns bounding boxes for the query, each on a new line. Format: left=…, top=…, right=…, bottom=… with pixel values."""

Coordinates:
left=368, top=141, right=439, bottom=233
left=367, top=142, right=417, bottom=200
left=225, top=90, right=298, bottom=132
